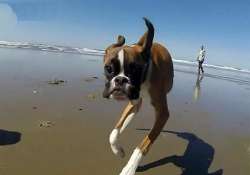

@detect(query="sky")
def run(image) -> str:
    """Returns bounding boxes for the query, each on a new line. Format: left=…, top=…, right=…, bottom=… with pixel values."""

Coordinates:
left=0, top=0, right=250, bottom=68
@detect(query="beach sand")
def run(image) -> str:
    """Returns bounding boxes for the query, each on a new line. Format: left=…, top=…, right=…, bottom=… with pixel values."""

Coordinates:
left=0, top=48, right=250, bottom=175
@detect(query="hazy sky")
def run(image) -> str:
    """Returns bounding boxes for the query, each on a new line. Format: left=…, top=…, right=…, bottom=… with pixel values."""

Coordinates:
left=0, top=0, right=250, bottom=68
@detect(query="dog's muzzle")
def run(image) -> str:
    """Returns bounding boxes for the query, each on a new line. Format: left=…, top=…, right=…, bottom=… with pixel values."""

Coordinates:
left=114, top=76, right=129, bottom=87
left=103, top=75, right=140, bottom=100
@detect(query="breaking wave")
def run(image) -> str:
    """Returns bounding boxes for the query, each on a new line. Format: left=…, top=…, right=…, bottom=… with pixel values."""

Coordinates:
left=1, top=40, right=250, bottom=74
left=0, top=40, right=104, bottom=56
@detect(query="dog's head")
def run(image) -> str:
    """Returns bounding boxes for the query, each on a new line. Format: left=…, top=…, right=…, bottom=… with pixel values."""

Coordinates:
left=103, top=18, right=154, bottom=101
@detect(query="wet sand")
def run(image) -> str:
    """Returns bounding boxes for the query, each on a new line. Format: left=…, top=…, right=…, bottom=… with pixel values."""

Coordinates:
left=0, top=48, right=250, bottom=175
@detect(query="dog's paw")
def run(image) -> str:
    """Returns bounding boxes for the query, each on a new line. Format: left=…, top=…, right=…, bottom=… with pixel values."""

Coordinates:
left=111, top=144, right=125, bottom=158
left=119, top=164, right=137, bottom=175
left=119, top=148, right=143, bottom=175
left=109, top=129, right=125, bottom=158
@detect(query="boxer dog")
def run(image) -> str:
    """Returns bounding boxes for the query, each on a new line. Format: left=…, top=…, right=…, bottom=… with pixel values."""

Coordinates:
left=103, top=18, right=174, bottom=175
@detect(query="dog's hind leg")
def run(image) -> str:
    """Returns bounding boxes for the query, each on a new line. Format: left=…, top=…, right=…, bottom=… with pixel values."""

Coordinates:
left=119, top=93, right=169, bottom=175
left=109, top=98, right=142, bottom=158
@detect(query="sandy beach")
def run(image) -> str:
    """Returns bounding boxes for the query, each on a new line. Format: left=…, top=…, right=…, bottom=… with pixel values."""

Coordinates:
left=0, top=48, right=250, bottom=175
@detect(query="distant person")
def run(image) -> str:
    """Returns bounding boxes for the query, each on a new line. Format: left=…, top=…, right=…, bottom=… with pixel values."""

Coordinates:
left=197, top=45, right=206, bottom=74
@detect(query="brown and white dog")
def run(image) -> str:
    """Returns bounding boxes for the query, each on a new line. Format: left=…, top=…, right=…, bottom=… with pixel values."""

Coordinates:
left=103, top=18, right=174, bottom=175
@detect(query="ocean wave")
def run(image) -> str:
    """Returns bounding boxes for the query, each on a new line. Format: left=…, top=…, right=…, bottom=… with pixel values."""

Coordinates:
left=0, top=40, right=249, bottom=74
left=0, top=41, right=105, bottom=56
left=172, top=59, right=250, bottom=74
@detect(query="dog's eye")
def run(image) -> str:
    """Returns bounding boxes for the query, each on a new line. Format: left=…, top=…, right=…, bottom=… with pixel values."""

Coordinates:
left=105, top=65, right=113, bottom=75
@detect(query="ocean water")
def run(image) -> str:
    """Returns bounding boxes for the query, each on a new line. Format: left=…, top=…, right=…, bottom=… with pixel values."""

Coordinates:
left=1, top=40, right=250, bottom=75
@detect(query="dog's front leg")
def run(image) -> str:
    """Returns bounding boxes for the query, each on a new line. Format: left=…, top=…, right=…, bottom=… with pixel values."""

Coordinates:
left=119, top=98, right=169, bottom=175
left=109, top=98, right=142, bottom=158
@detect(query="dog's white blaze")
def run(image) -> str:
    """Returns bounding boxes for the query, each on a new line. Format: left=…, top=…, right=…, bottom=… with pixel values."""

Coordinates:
left=117, top=49, right=129, bottom=78
left=119, top=148, right=143, bottom=175
left=120, top=112, right=135, bottom=134
left=109, top=49, right=129, bottom=92
left=118, top=49, right=124, bottom=72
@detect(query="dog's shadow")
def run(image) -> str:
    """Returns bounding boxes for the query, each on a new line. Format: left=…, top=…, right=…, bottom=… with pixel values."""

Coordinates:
left=0, top=129, right=21, bottom=145
left=136, top=129, right=223, bottom=175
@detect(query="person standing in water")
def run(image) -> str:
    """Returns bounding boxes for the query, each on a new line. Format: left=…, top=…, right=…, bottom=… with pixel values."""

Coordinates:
left=197, top=45, right=206, bottom=74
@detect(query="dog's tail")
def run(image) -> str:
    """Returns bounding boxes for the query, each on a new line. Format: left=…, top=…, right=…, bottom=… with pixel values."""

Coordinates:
left=137, top=17, right=155, bottom=57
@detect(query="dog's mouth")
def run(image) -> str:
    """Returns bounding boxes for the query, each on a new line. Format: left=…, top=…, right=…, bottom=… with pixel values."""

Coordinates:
left=110, top=88, right=128, bottom=101
left=103, top=82, right=139, bottom=101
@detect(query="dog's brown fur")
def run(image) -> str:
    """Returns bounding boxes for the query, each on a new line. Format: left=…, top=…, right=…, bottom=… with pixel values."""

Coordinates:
left=114, top=42, right=174, bottom=154
left=104, top=18, right=174, bottom=174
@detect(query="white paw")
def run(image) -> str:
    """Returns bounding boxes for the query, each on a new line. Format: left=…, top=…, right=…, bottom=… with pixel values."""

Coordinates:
left=111, top=144, right=125, bottom=158
left=119, top=148, right=143, bottom=175
left=109, top=129, right=125, bottom=158
left=119, top=164, right=137, bottom=175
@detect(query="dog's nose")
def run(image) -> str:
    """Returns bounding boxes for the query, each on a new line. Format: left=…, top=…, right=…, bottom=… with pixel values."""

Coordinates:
left=114, top=76, right=128, bottom=86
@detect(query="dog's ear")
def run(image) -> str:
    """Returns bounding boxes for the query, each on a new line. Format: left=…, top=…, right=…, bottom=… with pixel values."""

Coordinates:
left=137, top=18, right=154, bottom=59
left=106, top=35, right=125, bottom=51
left=115, top=35, right=126, bottom=47
left=104, top=35, right=125, bottom=63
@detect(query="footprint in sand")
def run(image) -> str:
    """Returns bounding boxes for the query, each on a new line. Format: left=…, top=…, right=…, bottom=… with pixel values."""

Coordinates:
left=39, top=121, right=54, bottom=128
